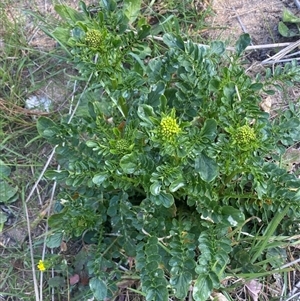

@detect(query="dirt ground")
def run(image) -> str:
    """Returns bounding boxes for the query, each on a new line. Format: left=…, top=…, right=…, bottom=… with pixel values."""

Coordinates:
left=211, top=0, right=297, bottom=44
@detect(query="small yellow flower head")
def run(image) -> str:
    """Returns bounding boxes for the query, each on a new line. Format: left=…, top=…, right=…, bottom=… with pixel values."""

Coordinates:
left=85, top=29, right=102, bottom=48
left=160, top=116, right=181, bottom=141
left=37, top=260, right=46, bottom=272
left=115, top=139, right=130, bottom=154
left=233, top=125, right=256, bottom=147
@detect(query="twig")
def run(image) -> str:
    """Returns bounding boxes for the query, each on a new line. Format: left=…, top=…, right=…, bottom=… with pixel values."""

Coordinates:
left=262, top=39, right=300, bottom=63
left=261, top=57, right=300, bottom=65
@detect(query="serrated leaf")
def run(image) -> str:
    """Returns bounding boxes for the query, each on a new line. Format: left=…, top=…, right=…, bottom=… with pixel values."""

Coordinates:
left=124, top=0, right=141, bottom=24
left=195, top=152, right=218, bottom=182
left=90, top=277, right=108, bottom=300
left=46, top=232, right=63, bottom=248
left=193, top=274, right=213, bottom=301
left=48, top=276, right=65, bottom=288
left=170, top=272, right=192, bottom=299
left=235, top=33, right=251, bottom=56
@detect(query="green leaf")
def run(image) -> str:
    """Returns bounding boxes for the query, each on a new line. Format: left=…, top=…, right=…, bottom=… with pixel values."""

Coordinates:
left=170, top=272, right=192, bottom=299
left=200, top=119, right=217, bottom=141
left=195, top=152, right=218, bottom=182
left=250, top=83, right=263, bottom=91
left=282, top=8, right=300, bottom=23
left=235, top=33, right=251, bottom=56
left=210, top=41, right=225, bottom=55
left=193, top=274, right=213, bottom=301
left=169, top=178, right=185, bottom=192
left=159, top=191, right=174, bottom=208
left=48, top=211, right=66, bottom=229
left=46, top=232, right=63, bottom=248
left=0, top=211, right=8, bottom=224
left=138, top=24, right=151, bottom=39
left=37, top=117, right=60, bottom=142
left=92, top=173, right=108, bottom=185
left=54, top=4, right=86, bottom=23
left=150, top=191, right=174, bottom=208
left=48, top=276, right=65, bottom=288
left=117, top=96, right=129, bottom=119
left=150, top=182, right=161, bottom=195
left=90, top=277, right=108, bottom=300
left=221, top=206, right=245, bottom=226
left=45, top=170, right=69, bottom=181
left=163, top=33, right=184, bottom=50
left=146, top=286, right=168, bottom=301
left=0, top=160, right=11, bottom=179
left=0, top=181, right=18, bottom=204
left=101, top=0, right=117, bottom=12
left=278, top=21, right=299, bottom=37
left=124, top=0, right=141, bottom=24
left=148, top=82, right=165, bottom=107
left=120, top=153, right=139, bottom=174
left=137, top=105, right=156, bottom=126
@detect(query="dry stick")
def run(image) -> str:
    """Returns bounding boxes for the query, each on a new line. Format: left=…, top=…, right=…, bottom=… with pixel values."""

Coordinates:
left=262, top=39, right=300, bottom=63
left=25, top=72, right=92, bottom=301
left=38, top=70, right=95, bottom=301
left=38, top=80, right=77, bottom=301
left=148, top=34, right=295, bottom=52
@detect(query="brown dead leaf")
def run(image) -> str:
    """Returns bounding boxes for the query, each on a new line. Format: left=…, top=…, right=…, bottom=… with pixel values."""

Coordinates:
left=245, top=279, right=262, bottom=301
left=282, top=148, right=300, bottom=171
left=211, top=292, right=228, bottom=301
left=60, top=241, right=67, bottom=252
left=260, top=96, right=272, bottom=114
left=69, top=274, right=80, bottom=285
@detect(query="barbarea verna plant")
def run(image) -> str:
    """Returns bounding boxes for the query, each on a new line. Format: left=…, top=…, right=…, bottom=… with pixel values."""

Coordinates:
left=36, top=0, right=300, bottom=300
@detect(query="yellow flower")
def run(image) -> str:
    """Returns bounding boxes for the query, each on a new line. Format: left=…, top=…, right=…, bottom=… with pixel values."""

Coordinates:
left=37, top=260, right=46, bottom=272
left=160, top=116, right=181, bottom=141
left=233, top=125, right=256, bottom=146
left=85, top=29, right=102, bottom=48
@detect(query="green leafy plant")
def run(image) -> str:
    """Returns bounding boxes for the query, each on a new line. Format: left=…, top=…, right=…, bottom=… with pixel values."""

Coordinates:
left=278, top=8, right=300, bottom=37
left=36, top=1, right=300, bottom=300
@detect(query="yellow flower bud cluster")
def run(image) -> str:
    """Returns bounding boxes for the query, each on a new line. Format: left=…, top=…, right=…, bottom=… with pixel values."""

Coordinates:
left=115, top=139, right=130, bottom=154
left=85, top=29, right=102, bottom=48
left=160, top=116, right=181, bottom=140
left=234, top=125, right=256, bottom=146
